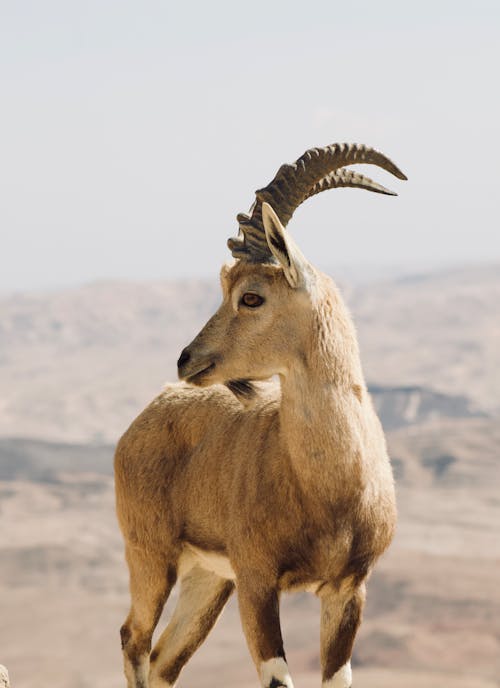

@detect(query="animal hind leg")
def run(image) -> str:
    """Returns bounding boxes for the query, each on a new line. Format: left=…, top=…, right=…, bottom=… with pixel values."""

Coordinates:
left=120, top=545, right=177, bottom=688
left=237, top=577, right=293, bottom=688
left=319, top=582, right=366, bottom=688
left=149, top=566, right=234, bottom=687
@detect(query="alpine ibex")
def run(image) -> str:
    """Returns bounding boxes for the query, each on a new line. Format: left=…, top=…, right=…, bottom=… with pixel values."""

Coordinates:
left=115, top=143, right=406, bottom=688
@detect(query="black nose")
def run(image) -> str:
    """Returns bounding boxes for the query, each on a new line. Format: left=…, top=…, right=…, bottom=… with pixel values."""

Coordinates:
left=177, top=348, right=191, bottom=369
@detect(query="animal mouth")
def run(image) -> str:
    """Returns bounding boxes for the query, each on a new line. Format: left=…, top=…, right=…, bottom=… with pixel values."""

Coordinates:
left=186, top=362, right=216, bottom=385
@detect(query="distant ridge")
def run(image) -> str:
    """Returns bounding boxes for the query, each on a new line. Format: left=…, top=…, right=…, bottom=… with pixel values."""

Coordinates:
left=368, top=384, right=485, bottom=430
left=0, top=438, right=113, bottom=482
left=0, top=264, right=498, bottom=442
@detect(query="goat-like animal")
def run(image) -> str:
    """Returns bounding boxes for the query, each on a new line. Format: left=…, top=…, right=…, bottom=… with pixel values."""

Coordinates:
left=115, top=143, right=405, bottom=688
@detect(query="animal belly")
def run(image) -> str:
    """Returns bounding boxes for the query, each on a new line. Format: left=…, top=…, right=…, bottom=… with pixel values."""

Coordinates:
left=180, top=543, right=237, bottom=580
left=286, top=580, right=322, bottom=594
left=278, top=569, right=323, bottom=594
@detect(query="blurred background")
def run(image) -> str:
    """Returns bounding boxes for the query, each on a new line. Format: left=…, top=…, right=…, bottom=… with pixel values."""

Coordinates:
left=0, top=1, right=499, bottom=687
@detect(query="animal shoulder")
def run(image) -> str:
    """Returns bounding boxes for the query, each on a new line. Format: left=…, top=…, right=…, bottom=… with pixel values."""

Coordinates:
left=158, top=380, right=281, bottom=416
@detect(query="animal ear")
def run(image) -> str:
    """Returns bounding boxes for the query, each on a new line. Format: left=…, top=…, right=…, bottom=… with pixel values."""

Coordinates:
left=262, top=202, right=308, bottom=288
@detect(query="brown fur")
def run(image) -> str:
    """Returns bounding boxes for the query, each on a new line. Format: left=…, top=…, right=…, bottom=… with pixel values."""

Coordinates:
left=115, top=208, right=397, bottom=688
left=320, top=583, right=366, bottom=681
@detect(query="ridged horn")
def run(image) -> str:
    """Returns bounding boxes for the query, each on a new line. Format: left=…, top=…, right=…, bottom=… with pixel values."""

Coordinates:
left=228, top=142, right=407, bottom=261
left=304, top=168, right=398, bottom=201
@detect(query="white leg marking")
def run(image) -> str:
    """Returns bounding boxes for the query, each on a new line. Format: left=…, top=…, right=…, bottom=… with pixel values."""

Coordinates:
left=260, top=657, right=294, bottom=688
left=323, top=661, right=352, bottom=688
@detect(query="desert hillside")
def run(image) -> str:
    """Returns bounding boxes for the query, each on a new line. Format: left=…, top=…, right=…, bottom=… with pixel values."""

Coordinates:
left=347, top=264, right=500, bottom=413
left=0, top=264, right=499, bottom=688
left=0, top=416, right=498, bottom=688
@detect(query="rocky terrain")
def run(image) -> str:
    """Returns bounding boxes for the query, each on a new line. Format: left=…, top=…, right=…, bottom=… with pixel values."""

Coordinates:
left=0, top=264, right=499, bottom=687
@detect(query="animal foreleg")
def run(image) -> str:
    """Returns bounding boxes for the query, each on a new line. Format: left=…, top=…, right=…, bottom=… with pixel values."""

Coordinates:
left=319, top=583, right=365, bottom=688
left=149, top=567, right=234, bottom=688
left=237, top=580, right=294, bottom=688
left=120, top=546, right=176, bottom=688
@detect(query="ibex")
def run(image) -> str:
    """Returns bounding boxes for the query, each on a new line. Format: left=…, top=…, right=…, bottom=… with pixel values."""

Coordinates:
left=115, top=143, right=406, bottom=688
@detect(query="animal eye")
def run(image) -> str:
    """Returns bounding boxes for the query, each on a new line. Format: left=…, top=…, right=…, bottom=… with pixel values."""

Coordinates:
left=241, top=293, right=264, bottom=308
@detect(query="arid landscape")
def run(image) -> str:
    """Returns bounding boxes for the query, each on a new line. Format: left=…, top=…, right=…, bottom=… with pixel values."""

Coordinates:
left=0, top=264, right=499, bottom=688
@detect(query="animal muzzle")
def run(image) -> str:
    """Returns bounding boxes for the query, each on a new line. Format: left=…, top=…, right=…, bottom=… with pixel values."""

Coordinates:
left=177, top=347, right=191, bottom=372
left=177, top=347, right=218, bottom=385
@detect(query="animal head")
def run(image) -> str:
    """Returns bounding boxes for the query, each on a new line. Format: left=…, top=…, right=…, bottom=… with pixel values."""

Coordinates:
left=177, top=143, right=406, bottom=399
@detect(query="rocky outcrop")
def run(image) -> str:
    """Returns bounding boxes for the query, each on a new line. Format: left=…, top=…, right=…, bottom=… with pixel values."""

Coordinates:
left=0, top=665, right=10, bottom=688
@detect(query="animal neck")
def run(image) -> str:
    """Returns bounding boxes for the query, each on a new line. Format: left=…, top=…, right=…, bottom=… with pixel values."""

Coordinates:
left=278, top=281, right=365, bottom=484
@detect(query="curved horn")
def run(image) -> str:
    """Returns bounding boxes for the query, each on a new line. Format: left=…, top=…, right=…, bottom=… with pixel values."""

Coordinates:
left=304, top=168, right=398, bottom=201
left=228, top=143, right=407, bottom=261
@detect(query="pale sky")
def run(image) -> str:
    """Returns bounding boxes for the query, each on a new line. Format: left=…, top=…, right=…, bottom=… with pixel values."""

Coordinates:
left=1, top=1, right=499, bottom=291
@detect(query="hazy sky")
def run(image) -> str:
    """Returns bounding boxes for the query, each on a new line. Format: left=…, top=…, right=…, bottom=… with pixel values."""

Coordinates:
left=1, top=1, right=499, bottom=291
